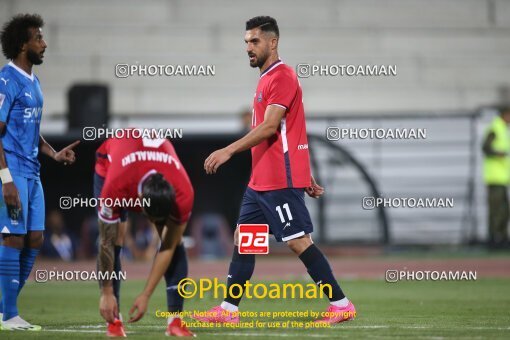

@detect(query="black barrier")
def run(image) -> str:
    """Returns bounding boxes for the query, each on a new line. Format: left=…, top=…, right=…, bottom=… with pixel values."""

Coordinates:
left=40, top=134, right=251, bottom=238
left=41, top=132, right=388, bottom=245
left=40, top=108, right=487, bottom=246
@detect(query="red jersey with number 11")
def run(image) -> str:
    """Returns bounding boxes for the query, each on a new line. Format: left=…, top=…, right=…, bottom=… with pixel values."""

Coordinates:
left=249, top=60, right=311, bottom=191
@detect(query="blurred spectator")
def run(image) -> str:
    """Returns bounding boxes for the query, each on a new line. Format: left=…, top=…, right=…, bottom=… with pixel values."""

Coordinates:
left=190, top=213, right=233, bottom=260
left=240, top=108, right=252, bottom=133
left=482, top=107, right=510, bottom=248
left=41, top=210, right=77, bottom=261
left=76, top=215, right=99, bottom=260
left=123, top=214, right=159, bottom=261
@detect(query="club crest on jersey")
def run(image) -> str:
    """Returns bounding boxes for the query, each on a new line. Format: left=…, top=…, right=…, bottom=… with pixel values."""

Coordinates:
left=257, top=91, right=263, bottom=102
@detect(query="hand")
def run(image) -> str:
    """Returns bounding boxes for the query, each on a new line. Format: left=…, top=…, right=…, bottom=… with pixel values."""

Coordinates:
left=99, top=293, right=118, bottom=323
left=2, top=182, right=21, bottom=219
left=128, top=293, right=149, bottom=323
left=204, top=148, right=232, bottom=174
left=54, top=140, right=80, bottom=165
left=305, top=176, right=324, bottom=199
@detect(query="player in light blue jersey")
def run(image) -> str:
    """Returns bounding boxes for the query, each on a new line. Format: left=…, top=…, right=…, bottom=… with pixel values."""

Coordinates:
left=0, top=14, right=79, bottom=331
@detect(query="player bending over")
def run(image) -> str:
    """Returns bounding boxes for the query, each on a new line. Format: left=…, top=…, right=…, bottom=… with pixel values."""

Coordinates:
left=0, top=14, right=79, bottom=331
left=197, top=16, right=356, bottom=325
left=95, top=133, right=194, bottom=337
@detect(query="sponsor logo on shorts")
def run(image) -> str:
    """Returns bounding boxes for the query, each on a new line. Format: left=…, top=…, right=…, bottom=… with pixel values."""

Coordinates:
left=238, top=224, right=269, bottom=254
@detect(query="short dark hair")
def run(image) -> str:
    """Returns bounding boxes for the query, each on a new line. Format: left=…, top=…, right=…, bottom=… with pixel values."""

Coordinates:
left=141, top=173, right=175, bottom=221
left=1, top=13, right=44, bottom=60
left=246, top=16, right=279, bottom=37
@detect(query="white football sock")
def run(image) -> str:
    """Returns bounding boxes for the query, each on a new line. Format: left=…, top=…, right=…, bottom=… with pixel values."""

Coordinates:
left=220, top=301, right=239, bottom=312
left=331, top=297, right=349, bottom=307
left=167, top=316, right=180, bottom=325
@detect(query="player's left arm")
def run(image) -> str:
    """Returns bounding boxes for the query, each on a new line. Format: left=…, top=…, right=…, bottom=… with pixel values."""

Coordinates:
left=128, top=221, right=186, bottom=323
left=39, top=135, right=80, bottom=164
left=204, top=104, right=285, bottom=174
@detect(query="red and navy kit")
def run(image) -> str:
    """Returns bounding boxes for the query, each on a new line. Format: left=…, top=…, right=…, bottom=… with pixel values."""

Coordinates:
left=239, top=61, right=313, bottom=242
left=94, top=133, right=194, bottom=224
left=249, top=60, right=311, bottom=191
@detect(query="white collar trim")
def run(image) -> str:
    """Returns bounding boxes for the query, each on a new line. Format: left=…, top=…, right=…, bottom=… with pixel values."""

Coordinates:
left=8, top=61, right=34, bottom=81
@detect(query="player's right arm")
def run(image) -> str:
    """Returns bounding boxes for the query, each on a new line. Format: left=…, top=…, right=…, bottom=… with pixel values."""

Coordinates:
left=98, top=218, right=119, bottom=323
left=205, top=70, right=297, bottom=174
left=204, top=104, right=286, bottom=174
left=0, top=79, right=21, bottom=219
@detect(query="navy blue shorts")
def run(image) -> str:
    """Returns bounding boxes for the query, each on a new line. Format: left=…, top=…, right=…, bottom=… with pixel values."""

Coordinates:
left=93, top=172, right=128, bottom=222
left=237, top=187, right=313, bottom=242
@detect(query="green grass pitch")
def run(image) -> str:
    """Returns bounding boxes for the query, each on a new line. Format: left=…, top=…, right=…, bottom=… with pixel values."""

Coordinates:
left=1, top=278, right=509, bottom=339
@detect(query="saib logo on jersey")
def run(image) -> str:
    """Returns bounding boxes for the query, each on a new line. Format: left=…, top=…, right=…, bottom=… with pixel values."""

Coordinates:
left=23, top=106, right=43, bottom=123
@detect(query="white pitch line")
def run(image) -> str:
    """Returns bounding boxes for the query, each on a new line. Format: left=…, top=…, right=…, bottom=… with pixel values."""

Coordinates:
left=202, top=333, right=330, bottom=338
left=43, top=329, right=109, bottom=333
left=42, top=324, right=510, bottom=334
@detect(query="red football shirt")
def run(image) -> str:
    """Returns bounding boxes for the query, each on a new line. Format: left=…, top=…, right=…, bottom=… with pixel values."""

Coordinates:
left=249, top=60, right=311, bottom=191
left=95, top=133, right=194, bottom=224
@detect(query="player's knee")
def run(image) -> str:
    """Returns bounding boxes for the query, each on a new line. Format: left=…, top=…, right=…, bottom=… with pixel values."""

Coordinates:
left=234, top=226, right=240, bottom=246
left=115, top=222, right=127, bottom=246
left=2, top=234, right=24, bottom=249
left=286, top=236, right=312, bottom=255
left=27, top=232, right=44, bottom=249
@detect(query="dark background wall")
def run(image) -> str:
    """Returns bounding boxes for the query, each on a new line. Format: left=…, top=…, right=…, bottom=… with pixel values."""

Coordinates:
left=41, top=134, right=252, bottom=235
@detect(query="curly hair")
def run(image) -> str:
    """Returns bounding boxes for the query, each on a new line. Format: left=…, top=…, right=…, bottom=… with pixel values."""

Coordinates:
left=1, top=13, right=44, bottom=60
left=246, top=16, right=279, bottom=37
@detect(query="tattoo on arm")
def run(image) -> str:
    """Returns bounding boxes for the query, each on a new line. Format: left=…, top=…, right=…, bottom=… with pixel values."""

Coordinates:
left=98, top=219, right=118, bottom=288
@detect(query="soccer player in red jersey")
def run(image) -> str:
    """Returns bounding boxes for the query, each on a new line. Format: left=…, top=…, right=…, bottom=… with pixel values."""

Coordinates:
left=199, top=16, right=356, bottom=325
left=95, top=132, right=195, bottom=336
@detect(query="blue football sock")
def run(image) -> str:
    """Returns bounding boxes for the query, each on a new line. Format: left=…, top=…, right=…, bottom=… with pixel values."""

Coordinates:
left=0, top=245, right=21, bottom=320
left=0, top=247, right=39, bottom=314
left=164, top=243, right=188, bottom=312
left=18, top=248, right=39, bottom=293
left=224, top=246, right=255, bottom=306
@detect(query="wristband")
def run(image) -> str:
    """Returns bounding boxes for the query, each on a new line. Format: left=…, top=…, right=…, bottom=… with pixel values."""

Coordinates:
left=0, top=168, right=13, bottom=183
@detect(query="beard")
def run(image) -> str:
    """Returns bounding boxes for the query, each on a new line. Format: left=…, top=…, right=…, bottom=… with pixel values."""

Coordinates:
left=249, top=51, right=269, bottom=68
left=27, top=49, right=43, bottom=65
